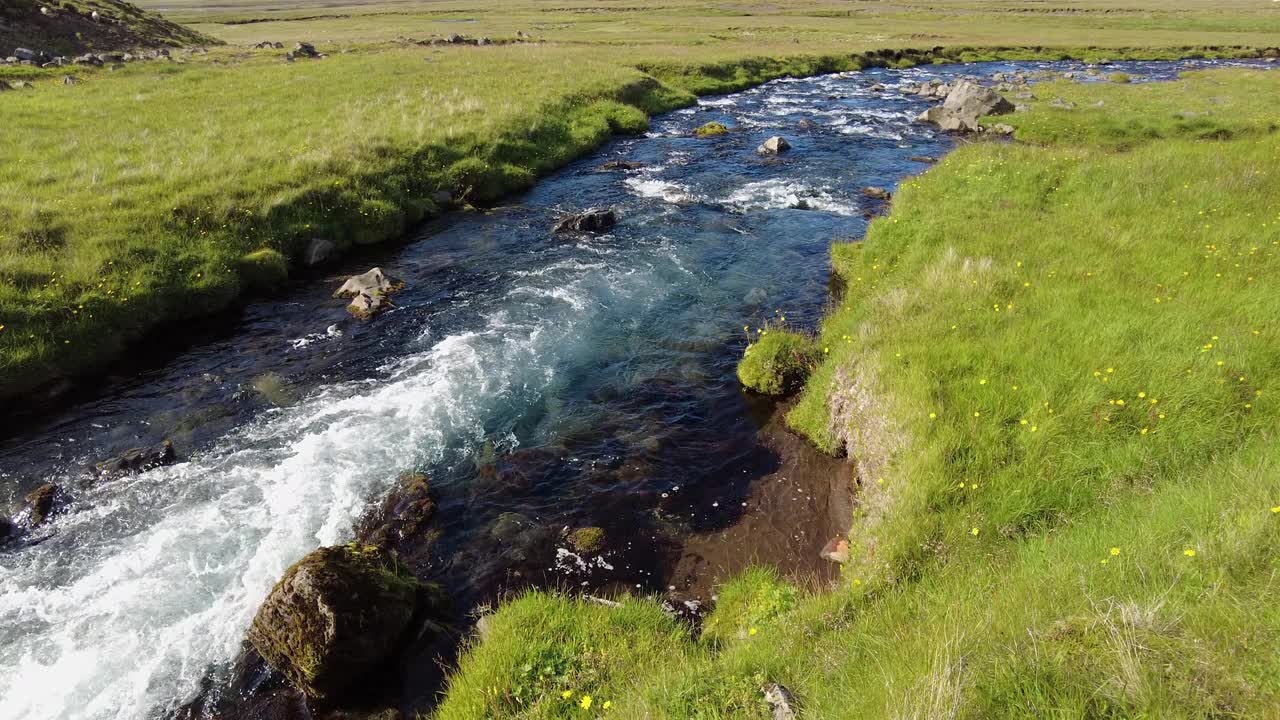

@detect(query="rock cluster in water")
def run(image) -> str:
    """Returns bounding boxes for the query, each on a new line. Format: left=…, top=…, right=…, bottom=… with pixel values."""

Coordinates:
left=334, top=267, right=405, bottom=319
left=914, top=79, right=1015, bottom=133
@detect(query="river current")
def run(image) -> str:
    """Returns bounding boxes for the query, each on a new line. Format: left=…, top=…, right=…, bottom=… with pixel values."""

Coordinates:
left=0, top=57, right=1271, bottom=720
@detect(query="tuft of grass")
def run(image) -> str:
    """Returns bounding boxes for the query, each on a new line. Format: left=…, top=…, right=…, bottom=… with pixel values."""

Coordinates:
left=736, top=325, right=817, bottom=396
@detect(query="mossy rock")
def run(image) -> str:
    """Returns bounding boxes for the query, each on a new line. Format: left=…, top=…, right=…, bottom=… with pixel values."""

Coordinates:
left=737, top=330, right=817, bottom=396
left=695, top=121, right=730, bottom=138
left=238, top=249, right=288, bottom=292
left=248, top=543, right=421, bottom=699
left=1108, top=72, right=1133, bottom=83
left=569, top=526, right=606, bottom=554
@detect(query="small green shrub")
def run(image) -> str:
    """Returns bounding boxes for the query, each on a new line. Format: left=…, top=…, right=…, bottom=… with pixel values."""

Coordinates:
left=737, top=328, right=817, bottom=395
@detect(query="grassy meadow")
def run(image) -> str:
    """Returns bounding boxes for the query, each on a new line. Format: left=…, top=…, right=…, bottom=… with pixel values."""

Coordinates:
left=436, top=70, right=1280, bottom=718
left=3, top=0, right=1280, bottom=395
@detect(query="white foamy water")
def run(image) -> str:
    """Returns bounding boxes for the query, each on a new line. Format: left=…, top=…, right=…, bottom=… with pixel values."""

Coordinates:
left=0, top=257, right=659, bottom=720
left=722, top=178, right=858, bottom=216
left=625, top=177, right=696, bottom=204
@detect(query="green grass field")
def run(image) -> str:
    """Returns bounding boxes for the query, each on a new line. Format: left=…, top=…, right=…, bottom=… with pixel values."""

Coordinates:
left=3, top=0, right=1280, bottom=396
left=437, top=69, right=1280, bottom=718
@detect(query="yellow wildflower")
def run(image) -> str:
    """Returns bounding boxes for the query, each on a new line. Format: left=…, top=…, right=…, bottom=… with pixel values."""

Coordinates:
left=1183, top=548, right=1197, bottom=557
left=1110, top=547, right=1121, bottom=556
left=580, top=695, right=593, bottom=710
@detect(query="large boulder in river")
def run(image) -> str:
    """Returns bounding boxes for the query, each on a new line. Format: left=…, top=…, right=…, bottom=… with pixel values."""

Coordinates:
left=248, top=544, right=420, bottom=699
left=757, top=136, right=791, bottom=155
left=553, top=208, right=617, bottom=233
left=917, top=80, right=1014, bottom=133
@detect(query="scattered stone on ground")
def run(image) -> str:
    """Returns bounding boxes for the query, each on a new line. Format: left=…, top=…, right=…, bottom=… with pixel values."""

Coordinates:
left=251, top=41, right=284, bottom=49
left=334, top=267, right=405, bottom=319
left=764, top=683, right=799, bottom=720
left=286, top=42, right=323, bottom=60
left=862, top=186, right=892, bottom=200
left=819, top=537, right=850, bottom=564
left=757, top=135, right=791, bottom=155
left=1049, top=97, right=1077, bottom=109
left=553, top=208, right=617, bottom=233
left=988, top=122, right=1015, bottom=136
left=62, top=75, right=81, bottom=86
left=248, top=544, right=421, bottom=699
left=92, top=440, right=176, bottom=478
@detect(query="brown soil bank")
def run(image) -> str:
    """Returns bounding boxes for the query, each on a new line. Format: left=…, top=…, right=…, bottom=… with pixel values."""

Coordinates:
left=665, top=406, right=855, bottom=603
left=0, top=0, right=216, bottom=55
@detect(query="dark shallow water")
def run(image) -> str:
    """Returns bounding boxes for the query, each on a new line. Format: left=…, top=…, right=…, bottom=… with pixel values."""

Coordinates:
left=0, top=57, right=1272, bottom=720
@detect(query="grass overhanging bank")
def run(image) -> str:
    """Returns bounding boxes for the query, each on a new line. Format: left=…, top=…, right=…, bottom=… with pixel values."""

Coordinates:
left=1, top=35, right=1278, bottom=400
left=435, top=69, right=1280, bottom=718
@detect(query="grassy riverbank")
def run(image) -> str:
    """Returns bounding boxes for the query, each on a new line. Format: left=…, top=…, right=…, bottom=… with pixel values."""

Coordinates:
left=434, top=69, right=1280, bottom=718
left=4, top=1, right=1280, bottom=398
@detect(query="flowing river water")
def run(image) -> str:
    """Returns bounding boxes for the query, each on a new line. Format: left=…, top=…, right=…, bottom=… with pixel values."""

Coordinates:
left=0, top=57, right=1272, bottom=720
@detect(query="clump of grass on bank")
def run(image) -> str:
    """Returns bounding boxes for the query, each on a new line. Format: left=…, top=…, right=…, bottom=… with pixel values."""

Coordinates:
left=436, top=68, right=1280, bottom=717
left=736, top=324, right=816, bottom=396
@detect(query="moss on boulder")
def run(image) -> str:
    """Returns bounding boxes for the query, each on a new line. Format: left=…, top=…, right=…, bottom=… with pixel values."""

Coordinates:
left=737, top=329, right=817, bottom=396
left=695, top=121, right=730, bottom=137
left=248, top=543, right=420, bottom=699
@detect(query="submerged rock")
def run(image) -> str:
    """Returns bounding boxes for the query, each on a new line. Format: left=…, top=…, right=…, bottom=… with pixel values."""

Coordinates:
left=909, top=155, right=938, bottom=164
left=568, top=526, right=606, bottom=554
left=797, top=118, right=818, bottom=130
left=358, top=471, right=437, bottom=550
left=334, top=267, right=404, bottom=319
left=0, top=516, right=16, bottom=542
left=598, top=160, right=644, bottom=171
left=553, top=208, right=617, bottom=233
left=757, top=136, right=791, bottom=155
left=92, top=440, right=176, bottom=478
left=861, top=186, right=891, bottom=201
left=248, top=544, right=420, bottom=699
left=23, top=483, right=63, bottom=527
